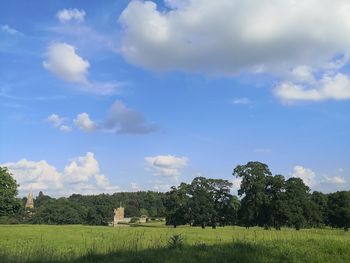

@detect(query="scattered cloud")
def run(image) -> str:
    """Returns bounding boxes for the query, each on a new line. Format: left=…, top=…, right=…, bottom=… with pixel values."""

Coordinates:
left=275, top=73, right=350, bottom=102
left=74, top=112, right=97, bottom=132
left=72, top=100, right=157, bottom=135
left=119, top=0, right=350, bottom=74
left=322, top=176, right=347, bottom=185
left=105, top=100, right=158, bottom=134
left=2, top=152, right=120, bottom=196
left=47, top=114, right=72, bottom=132
left=232, top=97, right=251, bottom=105
left=145, top=155, right=188, bottom=177
left=43, top=42, right=119, bottom=94
left=1, top=25, right=23, bottom=36
left=291, top=165, right=316, bottom=187
left=130, top=182, right=141, bottom=192
left=57, top=8, right=86, bottom=23
left=150, top=178, right=176, bottom=192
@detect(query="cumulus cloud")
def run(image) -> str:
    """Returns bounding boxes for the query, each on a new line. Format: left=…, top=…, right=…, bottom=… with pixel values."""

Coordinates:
left=105, top=100, right=157, bottom=134
left=74, top=112, right=96, bottom=132
left=47, top=114, right=72, bottom=132
left=291, top=165, right=316, bottom=187
left=57, top=8, right=86, bottom=23
left=275, top=73, right=350, bottom=102
left=145, top=155, right=188, bottom=177
left=119, top=0, right=350, bottom=74
left=43, top=42, right=90, bottom=84
left=43, top=42, right=119, bottom=94
left=1, top=159, right=63, bottom=191
left=1, top=152, right=120, bottom=196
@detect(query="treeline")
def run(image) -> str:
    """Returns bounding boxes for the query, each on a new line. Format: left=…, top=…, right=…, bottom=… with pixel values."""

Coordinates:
left=22, top=191, right=166, bottom=225
left=164, top=162, right=350, bottom=230
left=1, top=163, right=349, bottom=230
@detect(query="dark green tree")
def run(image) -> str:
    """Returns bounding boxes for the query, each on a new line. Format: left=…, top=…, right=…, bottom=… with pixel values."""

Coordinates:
left=164, top=183, right=190, bottom=228
left=0, top=167, right=21, bottom=217
left=284, top=178, right=311, bottom=230
left=233, top=161, right=271, bottom=227
left=327, top=191, right=350, bottom=231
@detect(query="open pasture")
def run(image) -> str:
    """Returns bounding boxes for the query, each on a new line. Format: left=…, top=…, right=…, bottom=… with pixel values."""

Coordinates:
left=0, top=223, right=349, bottom=263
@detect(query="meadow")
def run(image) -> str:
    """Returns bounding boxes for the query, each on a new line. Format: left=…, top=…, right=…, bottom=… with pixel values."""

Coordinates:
left=0, top=223, right=349, bottom=263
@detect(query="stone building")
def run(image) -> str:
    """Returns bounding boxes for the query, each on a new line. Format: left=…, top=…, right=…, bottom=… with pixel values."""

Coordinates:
left=25, top=188, right=34, bottom=209
left=113, top=206, right=131, bottom=226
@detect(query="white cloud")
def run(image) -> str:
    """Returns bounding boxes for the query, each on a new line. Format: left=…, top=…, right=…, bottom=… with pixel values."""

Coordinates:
left=74, top=112, right=96, bottom=132
left=43, top=42, right=90, bottom=84
left=1, top=25, right=23, bottom=36
left=119, top=0, right=350, bottom=74
left=145, top=155, right=188, bottom=177
left=57, top=8, right=86, bottom=23
left=1, top=152, right=120, bottom=196
left=290, top=66, right=315, bottom=84
left=275, top=73, right=350, bottom=102
left=47, top=114, right=72, bottom=132
left=291, top=165, right=316, bottom=187
left=63, top=152, right=99, bottom=183
left=1, top=159, right=63, bottom=192
left=232, top=177, right=242, bottom=190
left=43, top=42, right=119, bottom=94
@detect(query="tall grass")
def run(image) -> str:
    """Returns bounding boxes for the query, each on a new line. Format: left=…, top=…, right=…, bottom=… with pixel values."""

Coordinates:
left=0, top=224, right=349, bottom=262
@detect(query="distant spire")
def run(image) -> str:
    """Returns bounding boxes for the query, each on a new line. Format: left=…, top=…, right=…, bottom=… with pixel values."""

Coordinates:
left=25, top=187, right=34, bottom=209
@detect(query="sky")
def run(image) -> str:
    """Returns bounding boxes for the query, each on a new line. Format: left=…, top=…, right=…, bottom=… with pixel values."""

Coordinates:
left=0, top=0, right=349, bottom=197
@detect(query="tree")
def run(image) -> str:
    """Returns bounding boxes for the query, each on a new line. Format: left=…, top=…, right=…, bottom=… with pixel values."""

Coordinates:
left=188, top=177, right=215, bottom=228
left=208, top=179, right=233, bottom=227
left=0, top=167, right=21, bottom=217
left=164, top=183, right=190, bottom=228
left=265, top=174, right=288, bottom=230
left=233, top=161, right=271, bottom=227
left=311, top=191, right=328, bottom=226
left=284, top=178, right=311, bottom=230
left=327, top=191, right=350, bottom=231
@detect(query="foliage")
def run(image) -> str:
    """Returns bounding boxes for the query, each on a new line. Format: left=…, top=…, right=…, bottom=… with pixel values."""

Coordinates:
left=164, top=177, right=237, bottom=228
left=167, top=234, right=184, bottom=249
left=0, top=167, right=21, bottom=217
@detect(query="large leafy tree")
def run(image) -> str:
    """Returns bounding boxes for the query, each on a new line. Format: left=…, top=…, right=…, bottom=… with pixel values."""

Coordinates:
left=233, top=161, right=271, bottom=227
left=164, top=183, right=190, bottom=228
left=327, top=191, right=350, bottom=231
left=208, top=179, right=233, bottom=227
left=265, top=174, right=288, bottom=229
left=284, top=177, right=312, bottom=230
left=188, top=177, right=215, bottom=228
left=0, top=167, right=21, bottom=217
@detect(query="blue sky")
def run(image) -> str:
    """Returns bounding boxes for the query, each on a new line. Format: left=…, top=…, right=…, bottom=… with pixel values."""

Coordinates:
left=1, top=0, right=349, bottom=196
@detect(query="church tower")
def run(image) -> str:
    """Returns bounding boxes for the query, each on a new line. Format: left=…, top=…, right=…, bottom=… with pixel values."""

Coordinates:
left=25, top=188, right=34, bottom=209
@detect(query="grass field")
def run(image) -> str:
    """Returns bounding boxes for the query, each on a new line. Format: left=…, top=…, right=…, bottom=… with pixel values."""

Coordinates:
left=0, top=223, right=349, bottom=263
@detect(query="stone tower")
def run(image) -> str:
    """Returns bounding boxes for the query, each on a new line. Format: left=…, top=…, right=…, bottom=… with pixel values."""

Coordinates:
left=25, top=188, right=34, bottom=209
left=113, top=206, right=125, bottom=226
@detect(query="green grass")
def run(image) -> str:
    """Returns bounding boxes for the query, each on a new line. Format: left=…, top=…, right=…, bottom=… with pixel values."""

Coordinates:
left=0, top=223, right=349, bottom=263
